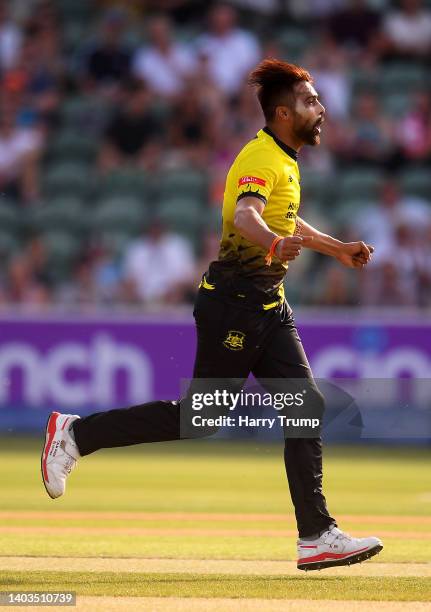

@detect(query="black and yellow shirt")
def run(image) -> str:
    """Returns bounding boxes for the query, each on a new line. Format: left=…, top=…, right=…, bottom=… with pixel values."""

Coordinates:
left=204, top=126, right=301, bottom=308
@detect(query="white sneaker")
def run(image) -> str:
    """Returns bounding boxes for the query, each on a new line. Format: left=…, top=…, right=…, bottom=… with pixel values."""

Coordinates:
left=41, top=412, right=81, bottom=499
left=297, top=525, right=383, bottom=571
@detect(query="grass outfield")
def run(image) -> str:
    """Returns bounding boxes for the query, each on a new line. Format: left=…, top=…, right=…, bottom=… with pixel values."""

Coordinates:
left=0, top=437, right=430, bottom=606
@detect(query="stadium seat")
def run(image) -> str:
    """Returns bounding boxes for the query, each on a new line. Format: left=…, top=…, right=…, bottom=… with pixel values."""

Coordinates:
left=93, top=196, right=148, bottom=234
left=400, top=167, right=431, bottom=200
left=40, top=231, right=81, bottom=272
left=332, top=197, right=370, bottom=227
left=158, top=196, right=203, bottom=236
left=57, top=0, right=94, bottom=23
left=158, top=169, right=208, bottom=202
left=0, top=201, right=20, bottom=233
left=382, top=93, right=412, bottom=118
left=98, top=230, right=135, bottom=256
left=31, top=198, right=86, bottom=235
left=43, top=162, right=92, bottom=198
left=47, top=131, right=98, bottom=164
left=350, top=67, right=378, bottom=94
left=204, top=207, right=223, bottom=234
left=60, top=95, right=110, bottom=131
left=277, top=28, right=309, bottom=62
left=380, top=63, right=426, bottom=93
left=338, top=169, right=383, bottom=201
left=0, top=231, right=20, bottom=258
left=299, top=171, right=335, bottom=207
left=96, top=170, right=152, bottom=201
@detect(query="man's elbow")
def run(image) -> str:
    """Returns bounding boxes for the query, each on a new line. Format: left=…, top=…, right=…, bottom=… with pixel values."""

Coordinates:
left=234, top=207, right=250, bottom=231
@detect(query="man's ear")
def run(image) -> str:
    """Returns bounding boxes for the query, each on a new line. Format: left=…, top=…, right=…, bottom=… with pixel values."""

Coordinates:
left=275, top=106, right=290, bottom=121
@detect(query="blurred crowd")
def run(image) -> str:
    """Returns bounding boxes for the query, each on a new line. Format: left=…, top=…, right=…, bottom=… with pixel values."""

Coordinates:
left=0, top=0, right=430, bottom=310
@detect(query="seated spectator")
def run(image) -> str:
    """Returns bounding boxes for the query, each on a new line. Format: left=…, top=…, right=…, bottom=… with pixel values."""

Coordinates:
left=382, top=0, right=431, bottom=59
left=0, top=103, right=43, bottom=203
left=81, top=8, right=132, bottom=94
left=4, top=21, right=63, bottom=130
left=362, top=260, right=417, bottom=307
left=0, top=1, right=22, bottom=71
left=168, top=83, right=212, bottom=167
left=132, top=15, right=196, bottom=98
left=327, top=0, right=382, bottom=56
left=349, top=178, right=430, bottom=265
left=6, top=251, right=51, bottom=306
left=340, top=92, right=392, bottom=166
left=361, top=223, right=422, bottom=307
left=98, top=79, right=161, bottom=172
left=304, top=34, right=351, bottom=120
left=312, top=263, right=358, bottom=306
left=417, top=222, right=431, bottom=306
left=56, top=245, right=121, bottom=306
left=121, top=220, right=195, bottom=305
left=394, top=91, right=431, bottom=163
left=196, top=3, right=261, bottom=97
left=231, top=81, right=263, bottom=141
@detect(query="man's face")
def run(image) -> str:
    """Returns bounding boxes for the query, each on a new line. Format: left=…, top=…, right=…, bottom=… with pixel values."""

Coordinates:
left=290, top=81, right=325, bottom=147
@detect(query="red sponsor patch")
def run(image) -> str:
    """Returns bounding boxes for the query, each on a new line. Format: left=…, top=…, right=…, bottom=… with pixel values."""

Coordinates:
left=238, top=176, right=266, bottom=187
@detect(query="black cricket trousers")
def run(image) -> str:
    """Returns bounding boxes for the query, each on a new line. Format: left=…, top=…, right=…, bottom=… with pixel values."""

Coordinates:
left=72, top=290, right=336, bottom=537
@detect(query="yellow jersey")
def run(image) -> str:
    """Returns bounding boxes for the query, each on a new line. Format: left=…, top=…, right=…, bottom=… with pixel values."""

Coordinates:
left=205, top=126, right=301, bottom=307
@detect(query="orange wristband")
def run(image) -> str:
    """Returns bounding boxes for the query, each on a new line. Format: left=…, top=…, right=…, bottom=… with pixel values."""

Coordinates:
left=265, top=236, right=283, bottom=266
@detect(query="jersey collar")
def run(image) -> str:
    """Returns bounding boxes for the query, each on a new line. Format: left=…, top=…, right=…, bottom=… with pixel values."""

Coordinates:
left=262, top=126, right=298, bottom=161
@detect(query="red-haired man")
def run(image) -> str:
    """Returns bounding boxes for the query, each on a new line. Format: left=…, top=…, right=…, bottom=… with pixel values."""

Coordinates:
left=42, top=59, right=382, bottom=571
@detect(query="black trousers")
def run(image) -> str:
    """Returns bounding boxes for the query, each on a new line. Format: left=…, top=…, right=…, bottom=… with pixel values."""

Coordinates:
left=73, top=290, right=336, bottom=537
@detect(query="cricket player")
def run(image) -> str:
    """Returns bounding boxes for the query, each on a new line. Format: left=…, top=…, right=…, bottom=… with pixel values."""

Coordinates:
left=41, top=59, right=383, bottom=571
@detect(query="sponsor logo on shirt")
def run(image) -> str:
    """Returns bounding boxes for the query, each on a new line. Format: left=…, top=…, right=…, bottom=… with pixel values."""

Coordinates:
left=238, top=176, right=266, bottom=187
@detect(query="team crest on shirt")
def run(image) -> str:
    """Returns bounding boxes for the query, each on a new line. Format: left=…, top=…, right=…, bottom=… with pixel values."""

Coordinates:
left=223, top=330, right=246, bottom=351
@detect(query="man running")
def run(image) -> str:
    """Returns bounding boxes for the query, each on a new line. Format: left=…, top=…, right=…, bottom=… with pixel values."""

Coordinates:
left=41, top=59, right=383, bottom=571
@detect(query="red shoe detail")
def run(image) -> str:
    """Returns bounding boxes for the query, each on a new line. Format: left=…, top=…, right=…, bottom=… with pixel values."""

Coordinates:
left=42, top=412, right=60, bottom=483
left=61, top=417, right=71, bottom=431
left=297, top=546, right=369, bottom=565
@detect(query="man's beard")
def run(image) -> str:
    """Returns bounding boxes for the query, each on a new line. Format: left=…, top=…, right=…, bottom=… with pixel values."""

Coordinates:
left=293, top=116, right=321, bottom=146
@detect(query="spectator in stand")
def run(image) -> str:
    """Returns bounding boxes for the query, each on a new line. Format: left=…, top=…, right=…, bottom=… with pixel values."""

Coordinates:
left=6, top=249, right=51, bottom=306
left=168, top=82, right=213, bottom=167
left=121, top=219, right=195, bottom=305
left=196, top=3, right=261, bottom=97
left=132, top=15, right=196, bottom=98
left=312, top=263, right=358, bottom=307
left=417, top=222, right=431, bottom=306
left=0, top=102, right=43, bottom=203
left=327, top=0, right=382, bottom=58
left=361, top=223, right=422, bottom=307
left=56, top=246, right=121, bottom=306
left=0, top=1, right=22, bottom=71
left=304, top=34, right=351, bottom=120
left=393, top=91, right=431, bottom=164
left=349, top=178, right=430, bottom=265
left=4, top=21, right=63, bottom=130
left=82, top=7, right=132, bottom=94
left=382, top=0, right=431, bottom=59
left=341, top=92, right=392, bottom=166
left=98, top=79, right=161, bottom=173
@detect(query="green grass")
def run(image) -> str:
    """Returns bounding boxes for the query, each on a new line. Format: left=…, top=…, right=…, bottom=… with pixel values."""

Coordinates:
left=0, top=438, right=430, bottom=601
left=1, top=571, right=430, bottom=601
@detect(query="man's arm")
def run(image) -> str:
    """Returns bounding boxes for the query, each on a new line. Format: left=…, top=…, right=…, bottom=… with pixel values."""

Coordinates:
left=234, top=197, right=313, bottom=262
left=295, top=216, right=374, bottom=269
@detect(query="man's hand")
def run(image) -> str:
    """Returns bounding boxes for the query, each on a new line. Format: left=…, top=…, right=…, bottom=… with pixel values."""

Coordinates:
left=336, top=242, right=374, bottom=268
left=275, top=236, right=314, bottom=262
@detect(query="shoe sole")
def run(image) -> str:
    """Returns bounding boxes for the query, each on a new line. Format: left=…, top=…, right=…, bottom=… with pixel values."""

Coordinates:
left=40, top=412, right=61, bottom=500
left=297, top=544, right=383, bottom=571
